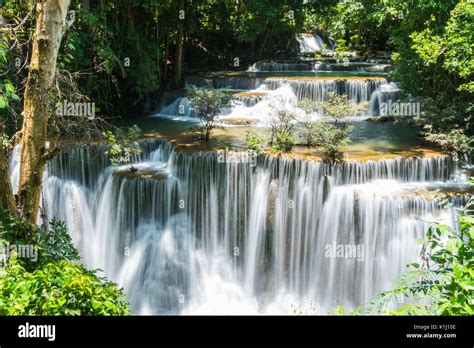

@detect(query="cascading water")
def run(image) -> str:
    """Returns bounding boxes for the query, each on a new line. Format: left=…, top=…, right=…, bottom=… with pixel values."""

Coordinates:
left=158, top=77, right=387, bottom=122
left=368, top=82, right=401, bottom=116
left=33, top=139, right=466, bottom=314
left=156, top=97, right=196, bottom=119
left=265, top=78, right=386, bottom=103
left=296, top=34, right=328, bottom=53
left=247, top=60, right=331, bottom=72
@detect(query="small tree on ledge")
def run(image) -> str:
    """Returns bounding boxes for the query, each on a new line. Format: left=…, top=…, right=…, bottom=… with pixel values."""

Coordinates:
left=298, top=92, right=369, bottom=163
left=187, top=86, right=229, bottom=141
left=315, top=91, right=369, bottom=124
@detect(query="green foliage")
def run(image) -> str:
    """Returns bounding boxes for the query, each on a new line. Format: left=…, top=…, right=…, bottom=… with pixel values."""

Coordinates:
left=301, top=119, right=321, bottom=148
left=291, top=301, right=317, bottom=315
left=335, top=39, right=350, bottom=52
left=416, top=95, right=473, bottom=153
left=269, top=103, right=296, bottom=153
left=244, top=130, right=266, bottom=155
left=323, top=0, right=388, bottom=51
left=424, top=129, right=473, bottom=158
left=0, top=258, right=129, bottom=315
left=54, top=1, right=164, bottom=115
left=37, top=219, right=80, bottom=264
left=299, top=96, right=356, bottom=162
left=316, top=123, right=353, bottom=163
left=410, top=0, right=473, bottom=93
left=298, top=99, right=323, bottom=147
left=103, top=125, right=142, bottom=166
left=381, top=0, right=472, bottom=136
left=0, top=80, right=19, bottom=110
left=187, top=86, right=228, bottom=141
left=272, top=129, right=295, bottom=153
left=365, top=195, right=474, bottom=316
left=315, top=92, right=369, bottom=122
left=0, top=207, right=33, bottom=242
left=0, top=208, right=130, bottom=315
left=0, top=208, right=78, bottom=269
left=0, top=38, right=19, bottom=112
left=331, top=305, right=363, bottom=315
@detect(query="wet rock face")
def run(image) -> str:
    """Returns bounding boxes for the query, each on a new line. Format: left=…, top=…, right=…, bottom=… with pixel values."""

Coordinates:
left=113, top=163, right=169, bottom=180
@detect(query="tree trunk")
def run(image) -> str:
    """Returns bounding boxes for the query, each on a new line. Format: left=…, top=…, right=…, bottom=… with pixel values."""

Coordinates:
left=355, top=22, right=363, bottom=48
left=18, top=0, right=71, bottom=224
left=0, top=124, right=15, bottom=213
left=162, top=40, right=169, bottom=88
left=256, top=22, right=273, bottom=59
left=173, top=0, right=185, bottom=89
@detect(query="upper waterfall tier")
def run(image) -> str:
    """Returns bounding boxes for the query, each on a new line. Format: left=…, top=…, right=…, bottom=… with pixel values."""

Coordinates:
left=184, top=76, right=387, bottom=103
left=264, top=77, right=385, bottom=103
left=296, top=33, right=335, bottom=53
left=247, top=60, right=391, bottom=73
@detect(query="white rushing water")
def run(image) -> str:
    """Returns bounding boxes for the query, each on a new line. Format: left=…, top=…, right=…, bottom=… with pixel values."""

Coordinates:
left=296, top=34, right=328, bottom=53
left=368, top=82, right=401, bottom=116
left=10, top=139, right=466, bottom=315
left=247, top=60, right=332, bottom=72
left=157, top=77, right=393, bottom=124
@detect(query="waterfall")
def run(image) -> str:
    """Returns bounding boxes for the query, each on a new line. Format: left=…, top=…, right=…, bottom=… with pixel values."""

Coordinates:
left=160, top=77, right=387, bottom=120
left=9, top=144, right=21, bottom=194
left=156, top=97, right=196, bottom=119
left=247, top=60, right=330, bottom=72
left=266, top=78, right=386, bottom=103
left=296, top=34, right=328, bottom=53
left=368, top=82, right=401, bottom=116
left=221, top=84, right=303, bottom=124
left=186, top=76, right=387, bottom=102
left=233, top=94, right=265, bottom=107
left=329, top=62, right=392, bottom=73
left=36, top=139, right=465, bottom=314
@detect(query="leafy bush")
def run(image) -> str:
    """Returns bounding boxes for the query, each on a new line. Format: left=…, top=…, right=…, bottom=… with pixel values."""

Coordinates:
left=272, top=129, right=295, bottom=153
left=103, top=125, right=142, bottom=166
left=37, top=219, right=80, bottom=264
left=298, top=100, right=321, bottom=147
left=301, top=120, right=321, bottom=148
left=424, top=129, right=473, bottom=159
left=416, top=96, right=473, bottom=152
left=269, top=102, right=296, bottom=153
left=316, top=124, right=353, bottom=163
left=0, top=208, right=79, bottom=268
left=0, top=258, right=129, bottom=315
left=315, top=92, right=369, bottom=122
left=187, top=86, right=229, bottom=141
left=244, top=130, right=266, bottom=155
left=0, top=208, right=130, bottom=315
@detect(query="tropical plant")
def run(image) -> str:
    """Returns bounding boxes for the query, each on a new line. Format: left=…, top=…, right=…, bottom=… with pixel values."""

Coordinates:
left=0, top=258, right=129, bottom=315
left=315, top=92, right=369, bottom=123
left=0, top=208, right=130, bottom=315
left=298, top=96, right=357, bottom=162
left=316, top=123, right=353, bottom=163
left=424, top=129, right=473, bottom=159
left=269, top=102, right=296, bottom=153
left=187, top=86, right=228, bottom=141
left=244, top=130, right=266, bottom=155
left=103, top=125, right=142, bottom=166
